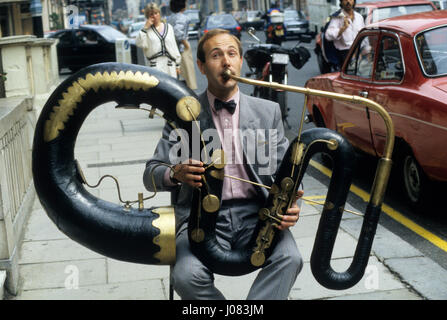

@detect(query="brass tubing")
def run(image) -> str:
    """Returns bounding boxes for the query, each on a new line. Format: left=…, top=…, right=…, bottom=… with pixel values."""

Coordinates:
left=223, top=70, right=395, bottom=207
left=224, top=70, right=394, bottom=156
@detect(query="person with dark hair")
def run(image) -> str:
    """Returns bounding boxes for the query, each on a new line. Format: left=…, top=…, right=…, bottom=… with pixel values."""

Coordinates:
left=324, top=0, right=365, bottom=69
left=136, top=3, right=181, bottom=78
left=168, top=0, right=197, bottom=89
left=143, top=28, right=304, bottom=300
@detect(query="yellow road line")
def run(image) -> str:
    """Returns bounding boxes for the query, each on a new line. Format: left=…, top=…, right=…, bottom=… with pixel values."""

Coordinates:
left=302, top=195, right=326, bottom=200
left=309, top=159, right=447, bottom=252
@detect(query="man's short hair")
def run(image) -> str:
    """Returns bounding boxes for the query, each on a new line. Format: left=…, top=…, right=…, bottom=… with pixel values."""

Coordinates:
left=197, top=29, right=243, bottom=63
left=340, top=0, right=356, bottom=8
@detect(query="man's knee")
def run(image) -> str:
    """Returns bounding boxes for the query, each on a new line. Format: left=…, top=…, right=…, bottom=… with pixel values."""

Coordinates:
left=289, top=249, right=303, bottom=275
left=172, top=263, right=213, bottom=297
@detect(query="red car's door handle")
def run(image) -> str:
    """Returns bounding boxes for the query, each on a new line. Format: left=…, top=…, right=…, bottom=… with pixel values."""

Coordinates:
left=359, top=91, right=369, bottom=98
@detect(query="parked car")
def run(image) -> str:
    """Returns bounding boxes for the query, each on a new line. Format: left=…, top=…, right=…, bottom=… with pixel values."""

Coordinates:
left=240, top=10, right=265, bottom=30
left=232, top=10, right=244, bottom=23
left=47, top=25, right=137, bottom=72
left=305, top=10, right=447, bottom=208
left=184, top=9, right=201, bottom=39
left=200, top=13, right=242, bottom=39
left=283, top=9, right=309, bottom=39
left=355, top=0, right=436, bottom=23
left=127, top=21, right=145, bottom=38
left=315, top=0, right=437, bottom=74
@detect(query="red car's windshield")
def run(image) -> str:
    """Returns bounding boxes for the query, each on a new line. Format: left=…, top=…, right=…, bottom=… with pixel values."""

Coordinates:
left=356, top=4, right=435, bottom=24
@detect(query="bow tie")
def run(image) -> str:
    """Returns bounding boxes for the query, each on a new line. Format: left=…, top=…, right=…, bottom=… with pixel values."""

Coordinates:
left=214, top=99, right=236, bottom=114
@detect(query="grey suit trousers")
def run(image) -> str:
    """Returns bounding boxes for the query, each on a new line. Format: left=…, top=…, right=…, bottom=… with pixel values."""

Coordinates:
left=172, top=200, right=303, bottom=300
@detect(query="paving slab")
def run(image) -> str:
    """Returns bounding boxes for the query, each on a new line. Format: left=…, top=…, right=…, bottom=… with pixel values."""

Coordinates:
left=22, top=208, right=67, bottom=242
left=328, top=288, right=421, bottom=300
left=341, top=218, right=423, bottom=259
left=290, top=256, right=406, bottom=300
left=15, top=279, right=166, bottom=300
left=19, top=239, right=103, bottom=264
left=107, top=258, right=170, bottom=283
left=19, top=258, right=106, bottom=291
left=384, top=257, right=447, bottom=300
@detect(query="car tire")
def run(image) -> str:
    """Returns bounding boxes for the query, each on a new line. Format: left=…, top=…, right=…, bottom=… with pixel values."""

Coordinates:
left=397, top=146, right=431, bottom=210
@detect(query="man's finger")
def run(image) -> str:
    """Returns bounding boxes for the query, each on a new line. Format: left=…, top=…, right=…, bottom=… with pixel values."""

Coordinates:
left=185, top=173, right=202, bottom=181
left=187, top=166, right=205, bottom=174
left=184, top=159, right=203, bottom=166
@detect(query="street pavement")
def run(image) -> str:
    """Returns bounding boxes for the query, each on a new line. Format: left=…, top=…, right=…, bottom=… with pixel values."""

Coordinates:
left=7, top=72, right=447, bottom=301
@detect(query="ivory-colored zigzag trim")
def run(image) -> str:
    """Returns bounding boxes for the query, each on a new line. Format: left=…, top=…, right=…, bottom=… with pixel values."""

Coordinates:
left=43, top=70, right=159, bottom=142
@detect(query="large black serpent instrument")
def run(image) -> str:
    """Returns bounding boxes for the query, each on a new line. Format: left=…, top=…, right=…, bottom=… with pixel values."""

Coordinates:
left=32, top=63, right=394, bottom=290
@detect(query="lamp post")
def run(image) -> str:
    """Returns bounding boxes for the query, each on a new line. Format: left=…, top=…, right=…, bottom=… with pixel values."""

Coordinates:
left=30, top=0, right=44, bottom=37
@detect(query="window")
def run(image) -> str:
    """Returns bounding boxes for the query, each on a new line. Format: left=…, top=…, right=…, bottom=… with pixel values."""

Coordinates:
left=372, top=5, right=434, bottom=23
left=75, top=30, right=99, bottom=45
left=345, top=35, right=378, bottom=79
left=375, top=35, right=403, bottom=81
left=415, top=26, right=447, bottom=76
left=355, top=7, right=368, bottom=21
left=56, top=31, right=73, bottom=45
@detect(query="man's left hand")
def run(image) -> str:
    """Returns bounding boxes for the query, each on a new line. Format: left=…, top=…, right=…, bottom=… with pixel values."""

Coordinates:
left=276, top=190, right=304, bottom=231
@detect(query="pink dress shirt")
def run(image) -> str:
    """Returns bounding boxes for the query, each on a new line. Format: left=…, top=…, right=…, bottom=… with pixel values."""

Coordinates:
left=207, top=89, right=258, bottom=201
left=164, top=88, right=258, bottom=201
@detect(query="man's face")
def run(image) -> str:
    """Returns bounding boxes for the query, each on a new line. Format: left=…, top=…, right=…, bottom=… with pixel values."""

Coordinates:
left=341, top=0, right=355, bottom=10
left=197, top=33, right=243, bottom=97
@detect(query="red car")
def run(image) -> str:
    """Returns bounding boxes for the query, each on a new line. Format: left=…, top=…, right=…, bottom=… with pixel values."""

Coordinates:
left=315, top=0, right=436, bottom=74
left=305, top=10, right=447, bottom=208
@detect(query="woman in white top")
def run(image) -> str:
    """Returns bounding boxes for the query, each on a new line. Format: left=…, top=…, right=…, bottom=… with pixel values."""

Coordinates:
left=136, top=3, right=181, bottom=78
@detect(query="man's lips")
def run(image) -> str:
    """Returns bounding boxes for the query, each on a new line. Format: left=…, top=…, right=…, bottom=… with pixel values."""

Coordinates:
left=221, top=69, right=234, bottom=81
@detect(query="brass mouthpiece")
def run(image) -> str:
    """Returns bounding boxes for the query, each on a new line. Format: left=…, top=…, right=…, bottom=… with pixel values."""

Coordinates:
left=222, top=69, right=233, bottom=80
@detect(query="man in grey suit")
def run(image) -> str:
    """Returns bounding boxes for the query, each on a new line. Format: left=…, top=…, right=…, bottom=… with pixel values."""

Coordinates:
left=143, top=29, right=303, bottom=299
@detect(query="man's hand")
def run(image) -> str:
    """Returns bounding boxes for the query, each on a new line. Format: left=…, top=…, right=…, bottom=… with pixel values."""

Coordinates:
left=338, top=16, right=350, bottom=37
left=276, top=190, right=304, bottom=231
left=172, top=159, right=205, bottom=188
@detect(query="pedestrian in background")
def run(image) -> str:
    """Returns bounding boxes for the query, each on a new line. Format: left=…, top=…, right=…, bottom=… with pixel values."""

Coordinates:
left=136, top=2, right=181, bottom=78
left=324, top=0, right=365, bottom=69
left=168, top=0, right=198, bottom=89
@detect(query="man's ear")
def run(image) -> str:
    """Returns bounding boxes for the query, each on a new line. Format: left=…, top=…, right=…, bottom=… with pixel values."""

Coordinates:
left=197, top=59, right=206, bottom=75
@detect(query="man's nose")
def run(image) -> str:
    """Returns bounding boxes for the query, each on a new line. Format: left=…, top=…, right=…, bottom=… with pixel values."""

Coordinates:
left=222, top=54, right=231, bottom=66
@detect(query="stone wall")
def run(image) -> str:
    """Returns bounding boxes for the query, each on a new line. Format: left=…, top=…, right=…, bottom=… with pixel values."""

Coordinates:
left=0, top=35, right=59, bottom=296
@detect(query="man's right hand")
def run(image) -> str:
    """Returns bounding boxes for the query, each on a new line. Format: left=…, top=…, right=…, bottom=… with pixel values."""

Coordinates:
left=338, top=17, right=350, bottom=37
left=172, top=159, right=205, bottom=188
left=343, top=16, right=350, bottom=27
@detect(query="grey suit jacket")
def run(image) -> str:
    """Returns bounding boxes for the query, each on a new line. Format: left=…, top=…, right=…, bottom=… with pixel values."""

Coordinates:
left=143, top=90, right=289, bottom=231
